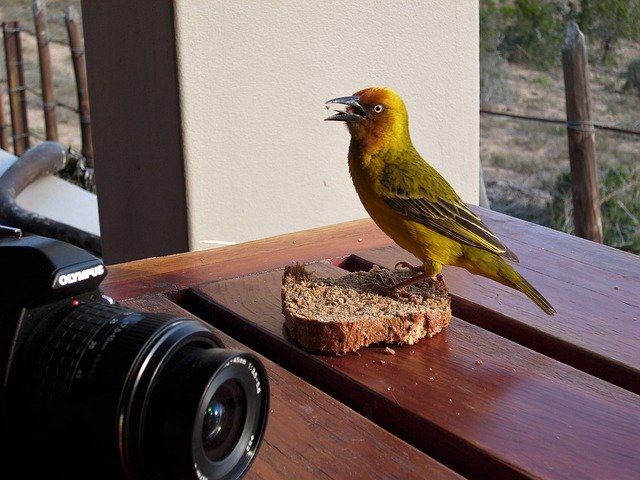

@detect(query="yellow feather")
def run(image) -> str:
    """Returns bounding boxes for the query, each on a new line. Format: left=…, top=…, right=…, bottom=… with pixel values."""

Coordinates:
left=328, top=86, right=556, bottom=315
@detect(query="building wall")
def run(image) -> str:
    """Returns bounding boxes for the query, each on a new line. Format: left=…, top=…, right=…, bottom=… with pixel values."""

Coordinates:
left=175, top=0, right=479, bottom=251
left=83, top=1, right=478, bottom=262
left=83, top=1, right=189, bottom=264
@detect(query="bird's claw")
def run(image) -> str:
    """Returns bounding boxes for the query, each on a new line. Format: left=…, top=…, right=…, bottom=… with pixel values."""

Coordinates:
left=435, top=273, right=448, bottom=292
left=394, top=261, right=424, bottom=272
left=389, top=270, right=449, bottom=298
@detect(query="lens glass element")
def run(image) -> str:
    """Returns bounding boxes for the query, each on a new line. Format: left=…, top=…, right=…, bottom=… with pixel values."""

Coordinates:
left=202, top=379, right=247, bottom=462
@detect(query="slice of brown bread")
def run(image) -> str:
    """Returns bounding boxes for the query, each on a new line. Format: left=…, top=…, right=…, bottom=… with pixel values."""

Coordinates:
left=281, top=263, right=452, bottom=355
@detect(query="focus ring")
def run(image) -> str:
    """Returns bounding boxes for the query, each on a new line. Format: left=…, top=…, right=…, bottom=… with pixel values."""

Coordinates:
left=36, top=302, right=132, bottom=400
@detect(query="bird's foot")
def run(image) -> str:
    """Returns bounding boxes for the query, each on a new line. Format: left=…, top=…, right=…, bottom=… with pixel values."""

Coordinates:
left=394, top=261, right=424, bottom=273
left=385, top=271, right=431, bottom=302
left=393, top=262, right=447, bottom=291
left=435, top=273, right=448, bottom=293
left=385, top=271, right=449, bottom=300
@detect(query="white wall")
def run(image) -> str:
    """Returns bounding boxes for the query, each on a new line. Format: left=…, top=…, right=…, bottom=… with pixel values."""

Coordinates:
left=174, top=1, right=479, bottom=251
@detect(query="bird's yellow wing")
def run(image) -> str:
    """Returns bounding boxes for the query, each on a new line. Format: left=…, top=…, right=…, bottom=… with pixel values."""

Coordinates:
left=380, top=155, right=519, bottom=262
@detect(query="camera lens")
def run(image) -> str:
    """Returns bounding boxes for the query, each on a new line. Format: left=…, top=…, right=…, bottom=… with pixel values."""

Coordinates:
left=7, top=302, right=269, bottom=480
left=142, top=344, right=269, bottom=480
left=202, top=380, right=246, bottom=461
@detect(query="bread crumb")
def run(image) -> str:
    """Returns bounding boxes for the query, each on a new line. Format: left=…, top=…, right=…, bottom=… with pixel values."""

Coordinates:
left=475, top=359, right=483, bottom=366
left=384, top=347, right=396, bottom=355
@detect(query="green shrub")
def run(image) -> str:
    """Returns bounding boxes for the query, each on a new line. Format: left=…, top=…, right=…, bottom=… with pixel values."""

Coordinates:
left=548, top=170, right=574, bottom=233
left=480, top=0, right=640, bottom=69
left=573, top=0, right=640, bottom=64
left=549, top=163, right=640, bottom=253
left=498, top=0, right=567, bottom=69
left=623, top=58, right=640, bottom=94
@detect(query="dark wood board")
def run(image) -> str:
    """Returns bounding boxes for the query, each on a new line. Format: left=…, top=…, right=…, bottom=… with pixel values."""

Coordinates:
left=346, top=241, right=639, bottom=394
left=121, top=295, right=461, bottom=480
left=184, top=263, right=640, bottom=480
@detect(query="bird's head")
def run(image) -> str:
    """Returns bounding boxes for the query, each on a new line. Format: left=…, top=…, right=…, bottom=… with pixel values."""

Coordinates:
left=325, top=86, right=411, bottom=152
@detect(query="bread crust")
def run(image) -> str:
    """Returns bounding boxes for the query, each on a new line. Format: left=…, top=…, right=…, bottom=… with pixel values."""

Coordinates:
left=281, top=263, right=452, bottom=355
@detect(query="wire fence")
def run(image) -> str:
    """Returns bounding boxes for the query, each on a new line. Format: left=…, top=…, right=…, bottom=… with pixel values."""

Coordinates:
left=0, top=1, right=92, bottom=187
left=2, top=5, right=638, bottom=220
left=480, top=108, right=640, bottom=137
left=23, top=83, right=79, bottom=113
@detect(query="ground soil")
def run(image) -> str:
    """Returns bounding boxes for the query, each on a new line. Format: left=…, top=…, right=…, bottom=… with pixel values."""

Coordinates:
left=481, top=42, right=640, bottom=226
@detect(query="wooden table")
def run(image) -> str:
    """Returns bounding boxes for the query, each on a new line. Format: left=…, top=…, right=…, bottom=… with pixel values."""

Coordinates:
left=102, top=206, right=640, bottom=480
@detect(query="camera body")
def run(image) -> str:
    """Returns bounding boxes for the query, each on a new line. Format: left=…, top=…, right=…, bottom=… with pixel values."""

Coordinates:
left=0, top=225, right=107, bottom=389
left=0, top=226, right=269, bottom=480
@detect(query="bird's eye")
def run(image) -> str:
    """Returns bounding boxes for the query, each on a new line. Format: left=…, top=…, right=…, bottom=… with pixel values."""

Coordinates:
left=373, top=104, right=384, bottom=113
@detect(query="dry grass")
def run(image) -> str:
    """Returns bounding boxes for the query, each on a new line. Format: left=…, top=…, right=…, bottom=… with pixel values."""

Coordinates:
left=481, top=43, right=640, bottom=249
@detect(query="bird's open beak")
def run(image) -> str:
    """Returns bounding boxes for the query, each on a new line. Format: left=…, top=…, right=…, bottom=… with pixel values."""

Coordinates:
left=324, top=95, right=366, bottom=122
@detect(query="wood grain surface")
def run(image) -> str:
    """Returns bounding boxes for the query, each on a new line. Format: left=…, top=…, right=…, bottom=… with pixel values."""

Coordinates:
left=185, top=262, right=640, bottom=480
left=101, top=207, right=640, bottom=479
left=346, top=233, right=639, bottom=393
left=121, top=295, right=460, bottom=480
left=101, top=218, right=390, bottom=300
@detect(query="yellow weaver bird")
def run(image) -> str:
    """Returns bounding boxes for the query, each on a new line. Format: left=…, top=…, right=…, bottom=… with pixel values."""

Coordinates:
left=325, top=86, right=556, bottom=315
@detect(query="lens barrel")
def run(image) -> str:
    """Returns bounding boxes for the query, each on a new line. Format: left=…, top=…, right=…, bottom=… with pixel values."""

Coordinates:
left=8, top=302, right=269, bottom=480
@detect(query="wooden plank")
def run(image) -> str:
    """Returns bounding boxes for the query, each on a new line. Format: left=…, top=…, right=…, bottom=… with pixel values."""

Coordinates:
left=102, top=207, right=638, bottom=300
left=184, top=265, right=640, bottom=480
left=101, top=218, right=390, bottom=300
left=347, top=229, right=639, bottom=394
left=120, top=294, right=461, bottom=480
left=101, top=208, right=639, bottom=392
left=470, top=205, right=638, bottom=280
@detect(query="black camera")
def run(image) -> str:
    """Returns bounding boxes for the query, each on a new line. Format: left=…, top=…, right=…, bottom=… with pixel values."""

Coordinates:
left=0, top=225, right=269, bottom=479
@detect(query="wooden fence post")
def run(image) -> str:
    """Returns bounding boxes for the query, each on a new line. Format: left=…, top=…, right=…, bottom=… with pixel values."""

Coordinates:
left=65, top=6, right=94, bottom=172
left=561, top=21, right=603, bottom=243
left=0, top=73, right=9, bottom=150
left=2, top=21, right=30, bottom=155
left=33, top=0, right=59, bottom=141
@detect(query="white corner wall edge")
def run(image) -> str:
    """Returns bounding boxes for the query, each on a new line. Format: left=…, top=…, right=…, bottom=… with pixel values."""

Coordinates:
left=0, top=149, right=100, bottom=236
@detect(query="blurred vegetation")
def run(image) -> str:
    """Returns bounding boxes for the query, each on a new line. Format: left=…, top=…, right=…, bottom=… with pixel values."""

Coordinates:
left=479, top=0, right=512, bottom=104
left=624, top=58, right=640, bottom=94
left=481, top=0, right=640, bottom=69
left=574, top=0, right=640, bottom=64
left=550, top=163, right=640, bottom=253
left=481, top=0, right=640, bottom=255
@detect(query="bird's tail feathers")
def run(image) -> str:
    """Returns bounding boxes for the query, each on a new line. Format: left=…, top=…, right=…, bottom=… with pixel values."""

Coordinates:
left=500, top=265, right=556, bottom=315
